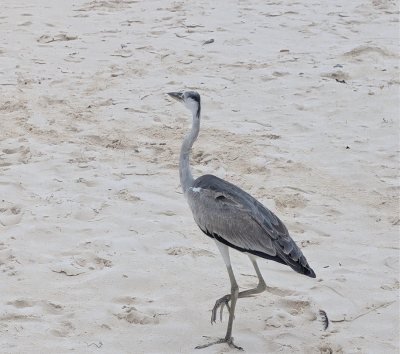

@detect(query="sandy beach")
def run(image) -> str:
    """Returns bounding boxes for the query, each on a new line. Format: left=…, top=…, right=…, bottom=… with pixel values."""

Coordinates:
left=0, top=0, right=399, bottom=353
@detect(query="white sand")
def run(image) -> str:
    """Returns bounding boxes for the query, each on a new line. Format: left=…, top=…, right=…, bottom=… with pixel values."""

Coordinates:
left=0, top=0, right=399, bottom=353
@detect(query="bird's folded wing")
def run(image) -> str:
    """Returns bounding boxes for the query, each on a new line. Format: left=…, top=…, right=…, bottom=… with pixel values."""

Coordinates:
left=188, top=175, right=314, bottom=276
left=188, top=186, right=278, bottom=257
left=188, top=175, right=304, bottom=264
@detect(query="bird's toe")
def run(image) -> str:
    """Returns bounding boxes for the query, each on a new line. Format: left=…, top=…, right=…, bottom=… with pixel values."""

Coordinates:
left=227, top=337, right=243, bottom=351
left=195, top=337, right=243, bottom=350
left=210, top=294, right=231, bottom=324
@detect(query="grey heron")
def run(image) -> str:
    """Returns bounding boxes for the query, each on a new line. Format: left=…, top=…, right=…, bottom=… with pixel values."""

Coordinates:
left=167, top=91, right=316, bottom=350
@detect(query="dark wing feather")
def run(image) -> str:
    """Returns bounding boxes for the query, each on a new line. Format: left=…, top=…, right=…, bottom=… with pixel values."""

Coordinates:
left=187, top=174, right=316, bottom=278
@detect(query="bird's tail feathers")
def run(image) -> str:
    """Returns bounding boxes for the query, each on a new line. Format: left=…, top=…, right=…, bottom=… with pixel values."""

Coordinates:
left=275, top=236, right=316, bottom=278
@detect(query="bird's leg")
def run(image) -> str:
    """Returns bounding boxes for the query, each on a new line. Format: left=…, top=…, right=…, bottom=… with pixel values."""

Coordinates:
left=224, top=265, right=241, bottom=347
left=237, top=255, right=267, bottom=298
left=211, top=255, right=266, bottom=323
left=196, top=265, right=242, bottom=350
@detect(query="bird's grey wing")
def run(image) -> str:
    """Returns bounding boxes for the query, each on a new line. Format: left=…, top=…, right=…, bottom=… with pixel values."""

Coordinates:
left=187, top=175, right=315, bottom=277
left=187, top=186, right=277, bottom=257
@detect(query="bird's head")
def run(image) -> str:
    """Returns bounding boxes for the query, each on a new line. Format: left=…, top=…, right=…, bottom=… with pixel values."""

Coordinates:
left=168, top=90, right=201, bottom=118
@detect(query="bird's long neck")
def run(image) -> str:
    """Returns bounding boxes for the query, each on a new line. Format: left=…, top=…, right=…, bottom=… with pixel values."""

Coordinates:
left=180, top=109, right=200, bottom=196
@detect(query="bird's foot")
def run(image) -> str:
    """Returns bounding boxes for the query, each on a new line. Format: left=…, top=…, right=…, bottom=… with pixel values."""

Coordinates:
left=211, top=294, right=231, bottom=324
left=195, top=336, right=243, bottom=351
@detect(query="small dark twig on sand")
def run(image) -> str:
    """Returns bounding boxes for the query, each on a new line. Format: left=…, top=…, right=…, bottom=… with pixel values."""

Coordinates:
left=85, top=341, right=103, bottom=348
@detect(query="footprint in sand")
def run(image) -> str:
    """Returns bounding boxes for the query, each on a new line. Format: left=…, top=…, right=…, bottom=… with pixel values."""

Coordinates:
left=36, top=33, right=77, bottom=43
left=265, top=309, right=298, bottom=328
left=264, top=297, right=316, bottom=330
left=113, top=296, right=160, bottom=325
left=0, top=201, right=22, bottom=226
left=263, top=295, right=344, bottom=352
left=2, top=298, right=75, bottom=338
left=1, top=145, right=31, bottom=166
left=273, top=192, right=309, bottom=211
left=320, top=70, right=350, bottom=82
left=50, top=252, right=113, bottom=276
left=116, top=306, right=159, bottom=325
left=6, top=299, right=63, bottom=314
left=166, top=246, right=216, bottom=258
left=112, top=188, right=141, bottom=203
left=74, top=252, right=113, bottom=270
left=0, top=247, right=20, bottom=276
left=1, top=299, right=63, bottom=322
left=51, top=321, right=75, bottom=337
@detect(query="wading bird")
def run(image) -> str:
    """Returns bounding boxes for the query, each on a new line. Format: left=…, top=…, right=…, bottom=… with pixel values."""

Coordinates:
left=167, top=91, right=316, bottom=350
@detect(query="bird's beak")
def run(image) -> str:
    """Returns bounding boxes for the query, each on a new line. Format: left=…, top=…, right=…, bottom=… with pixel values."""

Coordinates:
left=167, top=92, right=184, bottom=102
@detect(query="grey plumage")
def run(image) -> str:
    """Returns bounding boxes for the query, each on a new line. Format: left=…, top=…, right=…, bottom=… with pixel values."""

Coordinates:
left=188, top=174, right=315, bottom=277
left=167, top=90, right=316, bottom=350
